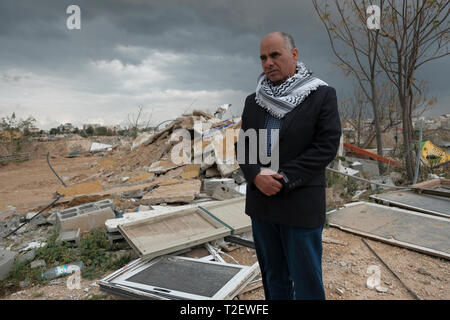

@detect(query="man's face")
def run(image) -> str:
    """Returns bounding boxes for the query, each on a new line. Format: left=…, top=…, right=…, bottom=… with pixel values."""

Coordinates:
left=260, top=33, right=298, bottom=85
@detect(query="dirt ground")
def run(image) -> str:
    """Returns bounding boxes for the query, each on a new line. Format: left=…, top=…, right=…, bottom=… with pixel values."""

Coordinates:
left=0, top=156, right=99, bottom=211
left=0, top=153, right=448, bottom=300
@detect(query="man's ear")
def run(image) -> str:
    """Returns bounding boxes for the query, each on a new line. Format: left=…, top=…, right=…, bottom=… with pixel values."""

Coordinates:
left=291, top=48, right=298, bottom=60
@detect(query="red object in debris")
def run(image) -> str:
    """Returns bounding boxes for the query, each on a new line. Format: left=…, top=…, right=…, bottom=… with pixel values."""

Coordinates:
left=343, top=142, right=402, bottom=168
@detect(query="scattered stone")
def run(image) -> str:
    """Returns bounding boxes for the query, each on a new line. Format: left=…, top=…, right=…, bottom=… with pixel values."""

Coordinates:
left=375, top=285, right=388, bottom=293
left=350, top=250, right=357, bottom=255
left=339, top=261, right=347, bottom=267
left=417, top=267, right=441, bottom=281
left=16, top=250, right=36, bottom=264
left=19, top=279, right=30, bottom=288
left=336, top=288, right=345, bottom=296
left=49, top=279, right=63, bottom=285
left=351, top=268, right=359, bottom=275
left=30, top=259, right=46, bottom=269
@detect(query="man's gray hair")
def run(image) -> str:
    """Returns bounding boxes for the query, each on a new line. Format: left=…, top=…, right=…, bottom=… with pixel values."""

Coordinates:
left=279, top=32, right=296, bottom=50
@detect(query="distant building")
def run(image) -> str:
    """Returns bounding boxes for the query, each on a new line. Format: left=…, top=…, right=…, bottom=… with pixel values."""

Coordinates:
left=58, top=123, right=76, bottom=133
left=105, top=125, right=122, bottom=135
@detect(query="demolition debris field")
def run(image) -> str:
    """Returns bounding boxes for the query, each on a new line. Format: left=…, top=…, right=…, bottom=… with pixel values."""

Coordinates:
left=0, top=111, right=449, bottom=300
left=1, top=153, right=449, bottom=300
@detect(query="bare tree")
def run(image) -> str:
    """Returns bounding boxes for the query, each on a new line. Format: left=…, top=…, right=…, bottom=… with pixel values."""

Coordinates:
left=313, top=0, right=387, bottom=174
left=374, top=0, right=449, bottom=181
left=127, top=105, right=153, bottom=138
left=339, top=86, right=371, bottom=147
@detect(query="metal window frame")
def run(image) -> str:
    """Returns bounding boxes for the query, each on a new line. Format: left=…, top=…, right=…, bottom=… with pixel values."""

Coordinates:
left=100, top=255, right=260, bottom=300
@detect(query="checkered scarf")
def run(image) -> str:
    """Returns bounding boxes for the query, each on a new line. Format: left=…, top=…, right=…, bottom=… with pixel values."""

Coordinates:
left=255, top=61, right=328, bottom=119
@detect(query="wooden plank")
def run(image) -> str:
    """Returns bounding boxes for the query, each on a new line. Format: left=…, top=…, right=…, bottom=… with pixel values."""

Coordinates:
left=411, top=178, right=450, bottom=198
left=343, top=142, right=402, bottom=167
left=328, top=202, right=450, bottom=260
left=118, top=207, right=231, bottom=260
left=412, top=178, right=449, bottom=189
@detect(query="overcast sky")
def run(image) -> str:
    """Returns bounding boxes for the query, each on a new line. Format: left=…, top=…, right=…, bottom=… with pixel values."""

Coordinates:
left=0, top=0, right=448, bottom=130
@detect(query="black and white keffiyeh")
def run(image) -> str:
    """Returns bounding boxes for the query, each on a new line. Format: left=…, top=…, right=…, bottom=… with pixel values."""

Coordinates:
left=255, top=61, right=328, bottom=119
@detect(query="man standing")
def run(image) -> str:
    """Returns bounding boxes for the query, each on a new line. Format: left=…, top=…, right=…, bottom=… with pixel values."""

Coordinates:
left=237, top=32, right=341, bottom=300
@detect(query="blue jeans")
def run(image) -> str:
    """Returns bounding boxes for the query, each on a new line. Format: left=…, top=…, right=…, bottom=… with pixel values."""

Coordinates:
left=251, top=217, right=325, bottom=300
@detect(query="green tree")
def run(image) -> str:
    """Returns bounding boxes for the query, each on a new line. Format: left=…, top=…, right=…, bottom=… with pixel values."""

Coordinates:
left=94, top=126, right=107, bottom=136
left=86, top=126, right=94, bottom=136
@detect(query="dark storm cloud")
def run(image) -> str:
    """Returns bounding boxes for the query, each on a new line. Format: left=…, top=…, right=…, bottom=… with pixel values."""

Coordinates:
left=0, top=0, right=447, bottom=130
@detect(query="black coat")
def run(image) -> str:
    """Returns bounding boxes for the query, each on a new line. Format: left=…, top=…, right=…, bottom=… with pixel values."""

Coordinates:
left=237, top=85, right=341, bottom=228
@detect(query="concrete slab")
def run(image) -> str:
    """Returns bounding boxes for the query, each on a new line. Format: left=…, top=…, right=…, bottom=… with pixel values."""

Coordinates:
left=328, top=202, right=450, bottom=259
left=140, top=180, right=201, bottom=205
left=203, top=178, right=236, bottom=195
left=0, top=249, right=18, bottom=280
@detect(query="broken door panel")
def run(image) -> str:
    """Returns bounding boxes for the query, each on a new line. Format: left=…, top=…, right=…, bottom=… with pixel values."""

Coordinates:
left=199, top=197, right=251, bottom=234
left=118, top=207, right=231, bottom=260
left=327, top=202, right=450, bottom=260
left=370, top=190, right=450, bottom=218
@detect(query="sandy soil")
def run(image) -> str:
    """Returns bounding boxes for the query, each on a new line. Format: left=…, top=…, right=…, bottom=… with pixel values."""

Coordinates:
left=0, top=156, right=99, bottom=211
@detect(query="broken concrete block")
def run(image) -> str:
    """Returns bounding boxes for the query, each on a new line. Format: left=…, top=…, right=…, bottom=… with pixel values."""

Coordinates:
left=106, top=231, right=125, bottom=245
left=205, top=167, right=220, bottom=178
left=203, top=178, right=236, bottom=196
left=148, top=160, right=181, bottom=174
left=138, top=205, right=151, bottom=211
left=30, top=259, right=46, bottom=269
left=140, top=180, right=202, bottom=205
left=232, top=169, right=246, bottom=184
left=370, top=176, right=396, bottom=191
left=211, top=186, right=244, bottom=201
left=132, top=132, right=154, bottom=150
left=235, top=183, right=247, bottom=195
left=56, top=199, right=115, bottom=232
left=27, top=212, right=47, bottom=226
left=211, top=131, right=240, bottom=177
left=0, top=249, right=18, bottom=280
left=57, top=229, right=81, bottom=247
left=46, top=212, right=57, bottom=225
